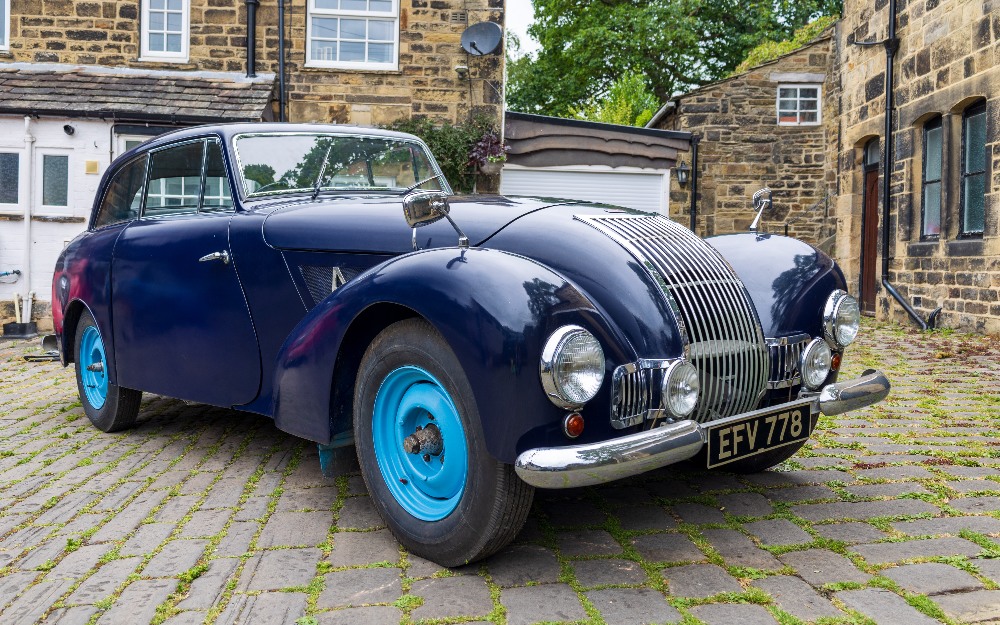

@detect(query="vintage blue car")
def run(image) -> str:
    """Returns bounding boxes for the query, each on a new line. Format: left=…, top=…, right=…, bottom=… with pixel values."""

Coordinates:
left=53, top=123, right=889, bottom=566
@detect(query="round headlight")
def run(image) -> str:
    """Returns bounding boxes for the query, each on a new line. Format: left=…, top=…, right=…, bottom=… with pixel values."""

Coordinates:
left=824, top=290, right=861, bottom=348
left=662, top=361, right=700, bottom=418
left=540, top=326, right=605, bottom=408
left=800, top=338, right=832, bottom=390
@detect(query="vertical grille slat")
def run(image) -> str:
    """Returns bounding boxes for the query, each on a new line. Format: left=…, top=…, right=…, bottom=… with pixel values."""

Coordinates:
left=582, top=214, right=770, bottom=423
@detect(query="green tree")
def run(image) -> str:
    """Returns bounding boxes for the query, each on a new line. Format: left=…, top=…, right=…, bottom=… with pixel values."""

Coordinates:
left=572, top=71, right=659, bottom=127
left=507, top=0, right=842, bottom=118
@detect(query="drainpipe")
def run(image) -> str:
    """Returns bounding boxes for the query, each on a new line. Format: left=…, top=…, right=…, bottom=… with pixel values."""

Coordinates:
left=859, top=0, right=941, bottom=330
left=22, top=116, right=35, bottom=319
left=277, top=0, right=286, bottom=121
left=689, top=135, right=700, bottom=234
left=246, top=0, right=259, bottom=78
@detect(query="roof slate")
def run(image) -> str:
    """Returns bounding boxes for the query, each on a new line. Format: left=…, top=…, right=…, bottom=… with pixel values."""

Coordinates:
left=0, top=63, right=276, bottom=122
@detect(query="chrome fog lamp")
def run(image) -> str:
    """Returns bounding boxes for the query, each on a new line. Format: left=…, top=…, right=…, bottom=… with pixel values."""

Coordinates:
left=823, top=289, right=861, bottom=348
left=540, top=325, right=605, bottom=408
left=661, top=361, right=700, bottom=417
left=800, top=338, right=833, bottom=390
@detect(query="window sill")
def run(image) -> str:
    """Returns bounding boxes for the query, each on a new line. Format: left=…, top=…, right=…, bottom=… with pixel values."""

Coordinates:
left=946, top=238, right=983, bottom=257
left=302, top=63, right=401, bottom=74
left=907, top=240, right=939, bottom=256
left=138, top=55, right=191, bottom=65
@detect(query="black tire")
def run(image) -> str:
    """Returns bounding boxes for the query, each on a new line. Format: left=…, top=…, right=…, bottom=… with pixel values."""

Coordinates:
left=354, top=318, right=534, bottom=567
left=74, top=311, right=142, bottom=433
left=698, top=411, right=818, bottom=474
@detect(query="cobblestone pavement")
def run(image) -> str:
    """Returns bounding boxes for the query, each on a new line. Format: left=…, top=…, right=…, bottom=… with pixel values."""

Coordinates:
left=1, top=321, right=999, bottom=625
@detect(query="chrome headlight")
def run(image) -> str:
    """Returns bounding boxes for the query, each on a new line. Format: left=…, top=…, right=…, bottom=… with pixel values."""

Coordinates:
left=540, top=326, right=606, bottom=408
left=824, top=289, right=860, bottom=348
left=661, top=361, right=700, bottom=418
left=800, top=338, right=832, bottom=390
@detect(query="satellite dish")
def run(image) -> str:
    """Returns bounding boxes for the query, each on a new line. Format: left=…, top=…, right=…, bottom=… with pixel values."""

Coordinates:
left=460, top=21, right=503, bottom=56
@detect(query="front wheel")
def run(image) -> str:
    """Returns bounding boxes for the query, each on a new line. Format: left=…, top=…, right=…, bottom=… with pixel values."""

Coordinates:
left=74, top=311, right=142, bottom=432
left=354, top=318, right=533, bottom=567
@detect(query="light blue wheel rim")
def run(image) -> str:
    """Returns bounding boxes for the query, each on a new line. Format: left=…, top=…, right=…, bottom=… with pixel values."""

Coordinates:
left=79, top=325, right=108, bottom=410
left=372, top=365, right=468, bottom=521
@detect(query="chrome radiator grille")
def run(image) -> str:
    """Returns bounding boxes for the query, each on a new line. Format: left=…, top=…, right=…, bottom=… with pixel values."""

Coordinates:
left=766, top=334, right=810, bottom=389
left=581, top=214, right=769, bottom=423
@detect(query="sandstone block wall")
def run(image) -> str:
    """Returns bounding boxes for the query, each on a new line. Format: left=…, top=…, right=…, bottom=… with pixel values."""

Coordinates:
left=655, top=35, right=838, bottom=247
left=837, top=0, right=999, bottom=333
left=2, top=0, right=503, bottom=128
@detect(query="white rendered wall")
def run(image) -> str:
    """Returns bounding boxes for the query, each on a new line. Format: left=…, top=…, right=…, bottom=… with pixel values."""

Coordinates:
left=0, top=116, right=114, bottom=319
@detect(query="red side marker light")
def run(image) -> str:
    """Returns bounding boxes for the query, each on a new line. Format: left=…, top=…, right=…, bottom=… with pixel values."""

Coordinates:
left=563, top=413, right=585, bottom=439
left=831, top=352, right=842, bottom=371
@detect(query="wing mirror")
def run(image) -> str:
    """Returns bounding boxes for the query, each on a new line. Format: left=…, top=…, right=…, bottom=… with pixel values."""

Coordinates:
left=403, top=191, right=450, bottom=228
left=403, top=191, right=469, bottom=250
left=749, top=187, right=772, bottom=233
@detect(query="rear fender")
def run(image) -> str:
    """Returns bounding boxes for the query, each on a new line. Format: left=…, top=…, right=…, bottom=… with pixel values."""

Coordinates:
left=271, top=247, right=626, bottom=463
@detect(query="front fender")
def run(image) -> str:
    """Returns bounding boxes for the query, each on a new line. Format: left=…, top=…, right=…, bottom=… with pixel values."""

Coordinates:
left=705, top=233, right=847, bottom=337
left=271, top=247, right=629, bottom=463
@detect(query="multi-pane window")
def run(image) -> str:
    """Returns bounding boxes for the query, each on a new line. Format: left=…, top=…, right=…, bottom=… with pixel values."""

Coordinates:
left=142, top=0, right=188, bottom=61
left=777, top=85, right=821, bottom=125
left=42, top=155, right=69, bottom=207
left=0, top=153, right=18, bottom=204
left=961, top=101, right=986, bottom=236
left=308, top=0, right=399, bottom=69
left=921, top=117, right=942, bottom=238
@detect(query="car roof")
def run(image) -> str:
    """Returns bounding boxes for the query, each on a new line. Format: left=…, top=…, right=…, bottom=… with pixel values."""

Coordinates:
left=138, top=122, right=422, bottom=152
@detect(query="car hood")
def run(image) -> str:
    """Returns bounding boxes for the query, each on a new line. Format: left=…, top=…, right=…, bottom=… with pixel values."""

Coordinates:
left=260, top=194, right=569, bottom=254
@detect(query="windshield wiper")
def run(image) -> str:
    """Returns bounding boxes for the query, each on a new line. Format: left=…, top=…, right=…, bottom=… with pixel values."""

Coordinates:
left=312, top=144, right=334, bottom=200
left=402, top=173, right=446, bottom=195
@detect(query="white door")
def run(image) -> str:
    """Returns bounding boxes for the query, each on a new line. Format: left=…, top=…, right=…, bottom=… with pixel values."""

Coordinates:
left=500, top=166, right=669, bottom=214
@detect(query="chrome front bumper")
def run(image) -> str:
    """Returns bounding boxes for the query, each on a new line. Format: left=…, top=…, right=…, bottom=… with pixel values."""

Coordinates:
left=514, top=369, right=890, bottom=489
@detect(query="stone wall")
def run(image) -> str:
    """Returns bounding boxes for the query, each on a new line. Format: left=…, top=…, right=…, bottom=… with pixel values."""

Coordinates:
left=1, top=0, right=503, bottom=127
left=654, top=35, right=838, bottom=247
left=836, top=0, right=1000, bottom=333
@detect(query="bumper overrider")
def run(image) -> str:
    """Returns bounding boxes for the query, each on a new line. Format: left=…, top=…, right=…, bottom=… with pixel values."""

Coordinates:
left=514, top=370, right=890, bottom=489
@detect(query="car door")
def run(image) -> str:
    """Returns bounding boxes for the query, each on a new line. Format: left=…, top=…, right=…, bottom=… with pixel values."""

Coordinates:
left=112, top=137, right=262, bottom=407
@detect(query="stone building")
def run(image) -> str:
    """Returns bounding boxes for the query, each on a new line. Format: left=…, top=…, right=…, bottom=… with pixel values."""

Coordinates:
left=649, top=32, right=838, bottom=247
left=654, top=1, right=999, bottom=333
left=0, top=0, right=505, bottom=330
left=835, top=0, right=998, bottom=333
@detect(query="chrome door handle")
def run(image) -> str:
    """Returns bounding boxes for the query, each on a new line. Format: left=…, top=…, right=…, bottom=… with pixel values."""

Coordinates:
left=198, top=250, right=230, bottom=264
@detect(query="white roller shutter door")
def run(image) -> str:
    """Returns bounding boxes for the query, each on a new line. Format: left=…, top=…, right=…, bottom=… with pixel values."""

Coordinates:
left=499, top=165, right=669, bottom=214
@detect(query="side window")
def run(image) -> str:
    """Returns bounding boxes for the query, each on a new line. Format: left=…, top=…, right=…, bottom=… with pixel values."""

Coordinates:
left=202, top=140, right=233, bottom=211
left=921, top=117, right=942, bottom=238
left=94, top=155, right=147, bottom=229
left=777, top=84, right=821, bottom=126
left=960, top=101, right=986, bottom=237
left=145, top=141, right=204, bottom=217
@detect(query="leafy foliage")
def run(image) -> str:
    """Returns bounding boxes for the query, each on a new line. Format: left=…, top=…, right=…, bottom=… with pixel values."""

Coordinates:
left=467, top=131, right=510, bottom=167
left=382, top=116, right=495, bottom=193
left=507, top=0, right=842, bottom=118
left=571, top=71, right=659, bottom=127
left=734, top=15, right=840, bottom=74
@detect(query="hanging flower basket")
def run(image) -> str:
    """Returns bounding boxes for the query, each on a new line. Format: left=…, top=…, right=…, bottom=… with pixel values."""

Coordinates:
left=479, top=160, right=503, bottom=176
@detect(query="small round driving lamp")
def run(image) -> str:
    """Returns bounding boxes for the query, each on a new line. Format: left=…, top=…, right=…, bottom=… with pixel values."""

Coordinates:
left=540, top=326, right=606, bottom=408
left=800, top=338, right=833, bottom=390
left=823, top=289, right=861, bottom=348
left=661, top=361, right=700, bottom=417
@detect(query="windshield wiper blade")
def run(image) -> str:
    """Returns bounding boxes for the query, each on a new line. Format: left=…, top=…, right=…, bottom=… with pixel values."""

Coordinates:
left=312, top=144, right=334, bottom=200
left=402, top=173, right=445, bottom=195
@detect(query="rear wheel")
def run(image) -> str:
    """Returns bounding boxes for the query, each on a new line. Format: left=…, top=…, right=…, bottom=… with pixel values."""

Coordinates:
left=354, top=318, right=533, bottom=566
left=74, top=311, right=141, bottom=432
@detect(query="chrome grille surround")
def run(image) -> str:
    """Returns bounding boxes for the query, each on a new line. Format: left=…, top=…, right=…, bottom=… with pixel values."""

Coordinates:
left=579, top=214, right=769, bottom=424
left=765, top=334, right=811, bottom=389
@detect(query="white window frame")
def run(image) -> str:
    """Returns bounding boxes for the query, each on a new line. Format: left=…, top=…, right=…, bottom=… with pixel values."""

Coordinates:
left=36, top=150, right=72, bottom=213
left=140, top=0, right=190, bottom=63
left=776, top=83, right=822, bottom=126
left=306, top=0, right=400, bottom=71
left=1, top=0, right=10, bottom=52
left=116, top=134, right=151, bottom=158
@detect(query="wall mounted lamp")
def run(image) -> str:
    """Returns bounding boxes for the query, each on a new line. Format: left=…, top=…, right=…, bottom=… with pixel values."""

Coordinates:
left=675, top=161, right=690, bottom=187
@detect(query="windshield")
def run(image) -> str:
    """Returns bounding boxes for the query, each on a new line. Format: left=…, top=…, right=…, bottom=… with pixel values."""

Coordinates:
left=234, top=133, right=446, bottom=197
